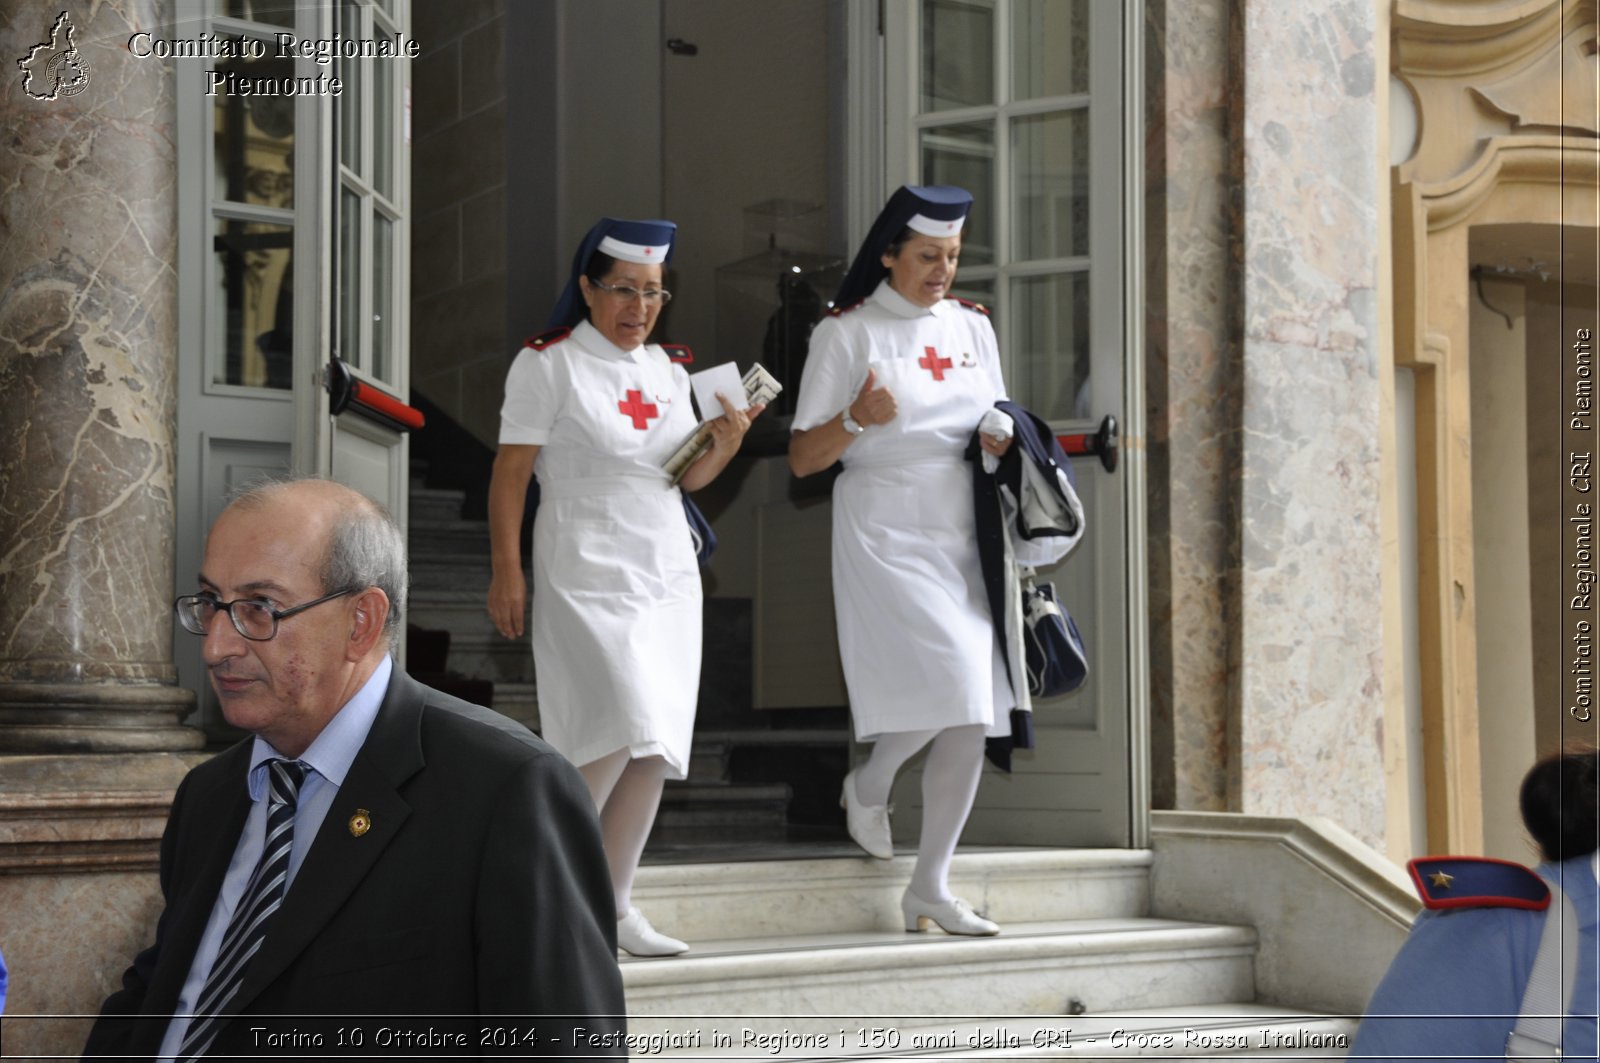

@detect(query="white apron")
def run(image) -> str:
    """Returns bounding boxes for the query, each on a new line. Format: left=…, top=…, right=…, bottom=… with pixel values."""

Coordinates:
left=828, top=330, right=1013, bottom=739
left=525, top=325, right=702, bottom=778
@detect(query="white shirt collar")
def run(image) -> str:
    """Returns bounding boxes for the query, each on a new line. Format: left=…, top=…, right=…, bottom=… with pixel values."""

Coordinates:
left=573, top=318, right=644, bottom=362
left=871, top=278, right=943, bottom=320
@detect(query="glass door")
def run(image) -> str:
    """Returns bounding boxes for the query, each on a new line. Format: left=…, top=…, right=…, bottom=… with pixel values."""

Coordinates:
left=884, top=0, right=1141, bottom=847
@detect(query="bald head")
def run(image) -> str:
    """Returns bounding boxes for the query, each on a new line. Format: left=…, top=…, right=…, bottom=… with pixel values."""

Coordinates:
left=226, top=478, right=407, bottom=648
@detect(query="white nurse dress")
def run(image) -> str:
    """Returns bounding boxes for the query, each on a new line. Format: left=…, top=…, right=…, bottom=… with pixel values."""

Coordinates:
left=498, top=319, right=703, bottom=777
left=792, top=280, right=1014, bottom=740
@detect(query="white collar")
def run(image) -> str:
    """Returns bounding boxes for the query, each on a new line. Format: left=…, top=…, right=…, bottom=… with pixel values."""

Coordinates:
left=573, top=319, right=644, bottom=362
left=871, top=279, right=942, bottom=320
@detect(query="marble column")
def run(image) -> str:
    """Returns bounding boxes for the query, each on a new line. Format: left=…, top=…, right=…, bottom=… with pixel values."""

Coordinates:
left=1144, top=0, right=1241, bottom=812
left=0, top=0, right=200, bottom=752
left=1232, top=0, right=1385, bottom=845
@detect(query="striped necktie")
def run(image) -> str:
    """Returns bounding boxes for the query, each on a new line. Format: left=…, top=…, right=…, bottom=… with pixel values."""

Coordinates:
left=178, top=758, right=308, bottom=1059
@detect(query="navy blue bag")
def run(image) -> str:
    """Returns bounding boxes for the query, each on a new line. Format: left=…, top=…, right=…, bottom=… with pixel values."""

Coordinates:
left=1022, top=571, right=1088, bottom=697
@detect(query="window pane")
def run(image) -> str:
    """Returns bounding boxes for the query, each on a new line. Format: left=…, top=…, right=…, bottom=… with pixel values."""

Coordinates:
left=212, top=55, right=295, bottom=208
left=1011, top=271, right=1090, bottom=422
left=921, top=0, right=994, bottom=112
left=920, top=122, right=995, bottom=266
left=212, top=219, right=294, bottom=390
left=1012, top=109, right=1090, bottom=261
left=373, top=55, right=394, bottom=200
left=213, top=0, right=294, bottom=27
left=340, top=189, right=362, bottom=363
left=338, top=0, right=362, bottom=172
left=372, top=213, right=393, bottom=380
left=1012, top=0, right=1089, bottom=99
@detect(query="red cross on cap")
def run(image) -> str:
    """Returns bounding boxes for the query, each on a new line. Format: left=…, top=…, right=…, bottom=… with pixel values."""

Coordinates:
left=644, top=248, right=654, bottom=255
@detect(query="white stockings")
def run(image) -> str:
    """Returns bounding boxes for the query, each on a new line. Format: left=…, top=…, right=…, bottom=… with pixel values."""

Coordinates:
left=854, top=723, right=987, bottom=902
left=579, top=749, right=669, bottom=917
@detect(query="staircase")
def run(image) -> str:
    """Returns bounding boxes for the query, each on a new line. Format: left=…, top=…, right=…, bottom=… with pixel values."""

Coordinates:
left=622, top=849, right=1358, bottom=1059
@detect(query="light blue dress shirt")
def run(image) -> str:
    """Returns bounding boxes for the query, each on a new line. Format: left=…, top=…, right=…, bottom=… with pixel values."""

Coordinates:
left=157, top=655, right=391, bottom=1061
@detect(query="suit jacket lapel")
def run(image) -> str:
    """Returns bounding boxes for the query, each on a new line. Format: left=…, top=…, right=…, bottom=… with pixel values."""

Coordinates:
left=137, top=743, right=253, bottom=1019
left=229, top=670, right=427, bottom=1007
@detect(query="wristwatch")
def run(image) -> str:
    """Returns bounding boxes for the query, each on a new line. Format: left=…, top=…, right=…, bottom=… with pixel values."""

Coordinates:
left=841, top=408, right=866, bottom=435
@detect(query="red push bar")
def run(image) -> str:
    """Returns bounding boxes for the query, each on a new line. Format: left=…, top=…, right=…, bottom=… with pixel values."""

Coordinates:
left=325, top=359, right=425, bottom=432
left=1056, top=414, right=1118, bottom=474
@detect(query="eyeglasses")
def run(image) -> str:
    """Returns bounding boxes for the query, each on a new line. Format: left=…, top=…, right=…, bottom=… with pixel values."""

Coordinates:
left=173, top=589, right=357, bottom=642
left=589, top=278, right=673, bottom=305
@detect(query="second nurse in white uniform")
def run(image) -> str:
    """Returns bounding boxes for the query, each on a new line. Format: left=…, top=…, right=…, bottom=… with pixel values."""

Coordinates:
left=790, top=186, right=1014, bottom=936
left=488, top=218, right=759, bottom=956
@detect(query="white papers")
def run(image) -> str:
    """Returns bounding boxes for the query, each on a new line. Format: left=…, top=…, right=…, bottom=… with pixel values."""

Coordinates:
left=690, top=363, right=748, bottom=419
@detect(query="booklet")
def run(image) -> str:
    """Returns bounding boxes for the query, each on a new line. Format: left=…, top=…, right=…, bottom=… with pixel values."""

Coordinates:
left=662, top=362, right=783, bottom=484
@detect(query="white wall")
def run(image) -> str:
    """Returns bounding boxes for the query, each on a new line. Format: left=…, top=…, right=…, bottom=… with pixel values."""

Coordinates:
left=1468, top=273, right=1537, bottom=861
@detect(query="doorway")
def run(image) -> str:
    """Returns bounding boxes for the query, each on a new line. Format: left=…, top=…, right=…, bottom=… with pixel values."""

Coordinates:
left=485, top=0, right=1143, bottom=856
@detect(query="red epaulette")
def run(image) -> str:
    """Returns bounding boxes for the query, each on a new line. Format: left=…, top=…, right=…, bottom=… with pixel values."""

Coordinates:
left=661, top=344, right=694, bottom=364
left=1407, top=856, right=1551, bottom=911
left=950, top=297, right=990, bottom=316
left=828, top=299, right=866, bottom=317
left=524, top=327, right=570, bottom=351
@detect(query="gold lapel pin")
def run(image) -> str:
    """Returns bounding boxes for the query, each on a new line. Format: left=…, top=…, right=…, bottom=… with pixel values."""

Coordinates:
left=349, top=808, right=372, bottom=837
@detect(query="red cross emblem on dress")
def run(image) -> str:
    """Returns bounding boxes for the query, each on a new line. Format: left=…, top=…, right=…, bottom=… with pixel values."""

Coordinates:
left=618, top=389, right=659, bottom=430
left=919, top=346, right=952, bottom=382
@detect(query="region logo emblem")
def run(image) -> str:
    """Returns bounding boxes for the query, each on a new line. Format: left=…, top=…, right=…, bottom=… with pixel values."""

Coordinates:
left=18, top=11, right=91, bottom=101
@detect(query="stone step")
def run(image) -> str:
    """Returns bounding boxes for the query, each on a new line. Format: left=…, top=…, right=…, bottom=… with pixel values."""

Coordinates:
left=629, top=850, right=1152, bottom=943
left=653, top=784, right=792, bottom=845
left=646, top=1004, right=1355, bottom=1059
left=409, top=588, right=510, bottom=643
left=489, top=681, right=539, bottom=732
left=409, top=557, right=494, bottom=592
left=409, top=486, right=469, bottom=523
left=696, top=728, right=849, bottom=748
left=622, top=917, right=1256, bottom=1020
left=408, top=515, right=491, bottom=556
left=687, top=741, right=730, bottom=783
left=435, top=633, right=536, bottom=684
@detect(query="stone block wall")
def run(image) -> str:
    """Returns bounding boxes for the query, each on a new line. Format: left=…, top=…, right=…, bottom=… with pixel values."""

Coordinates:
left=411, top=0, right=510, bottom=451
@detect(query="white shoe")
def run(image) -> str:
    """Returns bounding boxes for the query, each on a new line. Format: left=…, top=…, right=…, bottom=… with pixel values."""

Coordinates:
left=616, top=907, right=688, bottom=956
left=840, top=770, right=894, bottom=859
left=901, top=889, right=1000, bottom=936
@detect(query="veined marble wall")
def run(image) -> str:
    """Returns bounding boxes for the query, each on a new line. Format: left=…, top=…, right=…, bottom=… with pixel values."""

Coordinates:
left=0, top=0, right=196, bottom=750
left=1232, top=0, right=1385, bottom=843
left=1145, top=0, right=1240, bottom=812
left=1, top=4, right=199, bottom=1053
left=1148, top=0, right=1387, bottom=846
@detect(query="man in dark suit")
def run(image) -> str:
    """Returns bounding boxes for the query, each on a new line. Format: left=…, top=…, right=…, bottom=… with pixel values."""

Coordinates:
left=85, top=478, right=625, bottom=1058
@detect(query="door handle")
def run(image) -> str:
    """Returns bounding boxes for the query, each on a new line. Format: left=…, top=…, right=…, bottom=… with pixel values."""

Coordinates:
left=324, top=359, right=425, bottom=432
left=1057, top=415, right=1118, bottom=474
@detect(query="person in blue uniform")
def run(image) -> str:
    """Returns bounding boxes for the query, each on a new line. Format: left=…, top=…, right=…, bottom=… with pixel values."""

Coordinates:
left=487, top=218, right=759, bottom=957
left=1352, top=745, right=1599, bottom=1060
left=790, top=186, right=1013, bottom=936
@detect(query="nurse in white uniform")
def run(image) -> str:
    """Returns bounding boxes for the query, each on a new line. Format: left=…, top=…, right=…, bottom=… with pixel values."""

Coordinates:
left=487, top=218, right=759, bottom=956
left=790, top=186, right=1013, bottom=936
